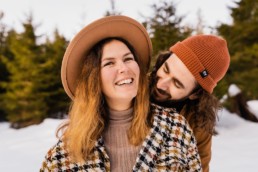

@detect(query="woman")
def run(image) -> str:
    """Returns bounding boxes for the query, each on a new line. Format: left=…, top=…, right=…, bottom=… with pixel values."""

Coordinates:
left=40, top=15, right=202, bottom=172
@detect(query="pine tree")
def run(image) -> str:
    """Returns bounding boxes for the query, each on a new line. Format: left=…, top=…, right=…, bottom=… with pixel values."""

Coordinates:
left=1, top=16, right=47, bottom=128
left=217, top=0, right=258, bottom=99
left=41, top=30, right=70, bottom=118
left=143, top=0, right=192, bottom=68
left=0, top=11, right=9, bottom=121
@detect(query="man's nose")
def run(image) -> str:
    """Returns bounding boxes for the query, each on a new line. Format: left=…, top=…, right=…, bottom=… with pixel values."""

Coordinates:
left=157, top=77, right=171, bottom=91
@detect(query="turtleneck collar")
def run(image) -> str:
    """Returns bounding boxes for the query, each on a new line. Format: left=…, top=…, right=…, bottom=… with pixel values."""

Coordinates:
left=108, top=107, right=133, bottom=125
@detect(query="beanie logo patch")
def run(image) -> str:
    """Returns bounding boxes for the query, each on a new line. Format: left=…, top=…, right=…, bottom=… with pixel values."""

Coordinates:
left=200, top=70, right=208, bottom=78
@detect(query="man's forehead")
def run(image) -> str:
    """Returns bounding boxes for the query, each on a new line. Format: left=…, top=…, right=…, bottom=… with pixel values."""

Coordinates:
left=165, top=53, right=182, bottom=68
left=165, top=53, right=197, bottom=88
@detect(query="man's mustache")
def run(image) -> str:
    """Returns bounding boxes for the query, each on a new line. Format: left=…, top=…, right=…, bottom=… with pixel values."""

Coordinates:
left=156, top=88, right=171, bottom=98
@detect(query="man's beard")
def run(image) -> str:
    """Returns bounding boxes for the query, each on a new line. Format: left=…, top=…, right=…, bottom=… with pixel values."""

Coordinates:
left=150, top=92, right=189, bottom=112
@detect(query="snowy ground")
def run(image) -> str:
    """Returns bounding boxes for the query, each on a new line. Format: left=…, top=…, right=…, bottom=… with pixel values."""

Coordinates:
left=211, top=100, right=258, bottom=172
left=0, top=100, right=258, bottom=172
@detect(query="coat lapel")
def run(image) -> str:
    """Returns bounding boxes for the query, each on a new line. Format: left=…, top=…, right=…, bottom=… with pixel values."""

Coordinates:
left=88, top=137, right=110, bottom=172
left=133, top=114, right=164, bottom=171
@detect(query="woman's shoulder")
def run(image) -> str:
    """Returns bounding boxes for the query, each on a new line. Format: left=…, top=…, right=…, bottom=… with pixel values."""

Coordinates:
left=151, top=103, right=190, bottom=127
left=147, top=103, right=201, bottom=171
left=150, top=103, right=195, bottom=143
left=45, top=140, right=67, bottom=159
left=40, top=140, right=69, bottom=171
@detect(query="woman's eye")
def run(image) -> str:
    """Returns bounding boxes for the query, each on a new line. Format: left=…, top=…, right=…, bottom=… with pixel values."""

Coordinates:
left=103, top=62, right=114, bottom=67
left=124, top=57, right=134, bottom=62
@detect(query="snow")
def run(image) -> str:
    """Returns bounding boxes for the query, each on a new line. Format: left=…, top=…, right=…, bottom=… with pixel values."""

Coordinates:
left=1, top=102, right=258, bottom=172
left=211, top=107, right=258, bottom=172
left=0, top=118, right=66, bottom=172
left=228, top=84, right=241, bottom=97
left=247, top=100, right=258, bottom=118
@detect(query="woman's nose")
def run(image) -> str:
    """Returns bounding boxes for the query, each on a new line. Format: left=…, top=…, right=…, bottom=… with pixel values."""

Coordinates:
left=117, top=61, right=128, bottom=73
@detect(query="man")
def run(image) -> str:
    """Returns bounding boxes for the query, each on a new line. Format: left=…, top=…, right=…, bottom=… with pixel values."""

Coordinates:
left=149, top=35, right=230, bottom=172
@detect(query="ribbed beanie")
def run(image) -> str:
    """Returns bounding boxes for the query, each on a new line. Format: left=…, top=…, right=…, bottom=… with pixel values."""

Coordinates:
left=170, top=35, right=230, bottom=93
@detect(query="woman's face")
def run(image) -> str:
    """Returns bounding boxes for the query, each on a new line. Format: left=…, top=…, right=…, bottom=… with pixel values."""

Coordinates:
left=100, top=40, right=140, bottom=110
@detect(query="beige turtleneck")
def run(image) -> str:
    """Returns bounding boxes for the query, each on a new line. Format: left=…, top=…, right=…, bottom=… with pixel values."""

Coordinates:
left=102, top=108, right=141, bottom=172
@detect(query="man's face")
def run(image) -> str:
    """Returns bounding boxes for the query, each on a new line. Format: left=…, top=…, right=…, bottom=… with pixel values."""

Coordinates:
left=152, top=53, right=197, bottom=102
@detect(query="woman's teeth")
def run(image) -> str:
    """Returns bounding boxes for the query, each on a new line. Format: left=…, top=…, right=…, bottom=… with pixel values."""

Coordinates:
left=116, top=78, right=133, bottom=85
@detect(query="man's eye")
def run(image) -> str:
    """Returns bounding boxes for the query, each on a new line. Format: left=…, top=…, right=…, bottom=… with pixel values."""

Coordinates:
left=174, top=81, right=181, bottom=88
left=163, top=66, right=168, bottom=73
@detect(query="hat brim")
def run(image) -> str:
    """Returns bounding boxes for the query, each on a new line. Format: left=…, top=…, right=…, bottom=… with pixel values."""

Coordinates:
left=61, top=15, right=152, bottom=99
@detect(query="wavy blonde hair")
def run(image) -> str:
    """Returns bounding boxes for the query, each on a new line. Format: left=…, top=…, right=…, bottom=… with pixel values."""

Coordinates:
left=57, top=38, right=150, bottom=162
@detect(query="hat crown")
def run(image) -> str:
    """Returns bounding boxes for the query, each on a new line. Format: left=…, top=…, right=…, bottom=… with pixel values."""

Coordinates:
left=182, top=35, right=230, bottom=83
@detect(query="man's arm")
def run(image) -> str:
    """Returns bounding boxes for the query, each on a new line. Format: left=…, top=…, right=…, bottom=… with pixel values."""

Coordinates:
left=192, top=127, right=212, bottom=172
left=183, top=111, right=212, bottom=172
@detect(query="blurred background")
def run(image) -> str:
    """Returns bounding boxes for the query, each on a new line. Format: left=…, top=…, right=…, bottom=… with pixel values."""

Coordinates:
left=0, top=0, right=258, bottom=171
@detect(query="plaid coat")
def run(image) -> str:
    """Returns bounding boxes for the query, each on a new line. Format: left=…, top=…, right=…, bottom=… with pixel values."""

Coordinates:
left=40, top=104, right=202, bottom=172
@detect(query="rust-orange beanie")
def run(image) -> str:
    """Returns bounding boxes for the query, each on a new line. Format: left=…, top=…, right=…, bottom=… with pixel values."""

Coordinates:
left=170, top=35, right=230, bottom=93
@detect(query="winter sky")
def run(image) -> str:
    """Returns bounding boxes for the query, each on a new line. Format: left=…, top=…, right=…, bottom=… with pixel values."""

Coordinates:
left=0, top=0, right=238, bottom=40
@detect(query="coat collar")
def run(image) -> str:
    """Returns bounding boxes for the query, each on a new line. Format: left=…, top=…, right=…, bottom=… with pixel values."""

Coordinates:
left=95, top=114, right=165, bottom=171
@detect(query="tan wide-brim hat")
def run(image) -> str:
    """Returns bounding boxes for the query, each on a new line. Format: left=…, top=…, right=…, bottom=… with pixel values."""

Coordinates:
left=61, top=15, right=152, bottom=100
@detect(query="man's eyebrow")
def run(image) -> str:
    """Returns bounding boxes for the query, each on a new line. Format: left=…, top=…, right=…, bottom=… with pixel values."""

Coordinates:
left=165, top=61, right=185, bottom=89
left=164, top=62, right=170, bottom=72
